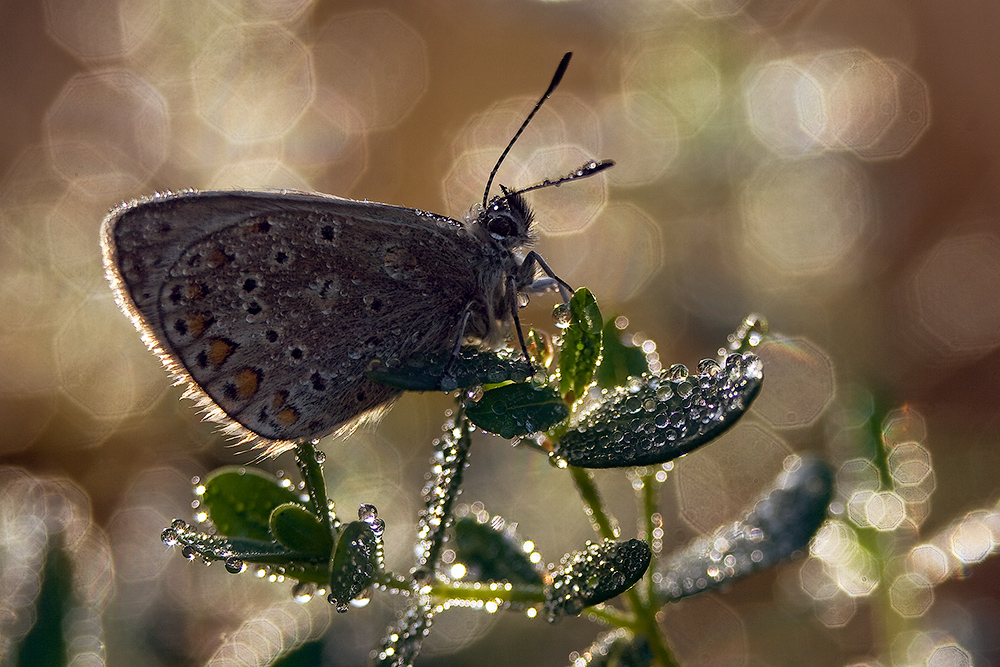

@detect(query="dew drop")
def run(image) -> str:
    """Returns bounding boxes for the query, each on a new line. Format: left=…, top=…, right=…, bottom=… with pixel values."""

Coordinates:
left=171, top=518, right=188, bottom=531
left=350, top=596, right=372, bottom=609
left=314, top=449, right=326, bottom=464
left=225, top=556, right=246, bottom=574
left=161, top=528, right=178, bottom=546
left=292, top=581, right=316, bottom=603
left=439, top=375, right=458, bottom=392
left=327, top=593, right=350, bottom=613
left=668, top=364, right=688, bottom=380
left=552, top=302, right=572, bottom=328
left=698, top=359, right=721, bottom=377
left=358, top=503, right=379, bottom=522
left=676, top=381, right=693, bottom=398
left=181, top=546, right=198, bottom=560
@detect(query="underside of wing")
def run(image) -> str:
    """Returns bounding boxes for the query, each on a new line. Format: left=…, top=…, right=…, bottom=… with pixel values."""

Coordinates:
left=101, top=190, right=491, bottom=452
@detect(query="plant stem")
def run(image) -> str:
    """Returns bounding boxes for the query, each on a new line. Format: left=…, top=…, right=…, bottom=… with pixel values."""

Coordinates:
left=569, top=465, right=679, bottom=666
left=569, top=466, right=618, bottom=540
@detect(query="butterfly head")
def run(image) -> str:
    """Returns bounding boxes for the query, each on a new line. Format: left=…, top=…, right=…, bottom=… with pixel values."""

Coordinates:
left=480, top=187, right=535, bottom=250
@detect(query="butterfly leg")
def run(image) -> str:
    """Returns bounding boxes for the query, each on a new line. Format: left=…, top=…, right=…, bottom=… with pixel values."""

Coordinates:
left=519, top=251, right=573, bottom=301
left=442, top=305, right=474, bottom=379
left=507, top=275, right=531, bottom=360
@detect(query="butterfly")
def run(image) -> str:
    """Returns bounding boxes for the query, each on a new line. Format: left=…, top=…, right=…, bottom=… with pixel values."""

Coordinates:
left=100, top=52, right=612, bottom=456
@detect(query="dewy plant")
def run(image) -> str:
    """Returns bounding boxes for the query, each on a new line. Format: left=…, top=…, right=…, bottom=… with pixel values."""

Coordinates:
left=160, top=289, right=833, bottom=666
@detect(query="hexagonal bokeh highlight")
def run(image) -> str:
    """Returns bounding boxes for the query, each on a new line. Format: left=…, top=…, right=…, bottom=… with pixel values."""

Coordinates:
left=45, top=70, right=169, bottom=193
left=907, top=544, right=950, bottom=585
left=888, top=442, right=933, bottom=486
left=751, top=337, right=836, bottom=428
left=913, top=232, right=1000, bottom=355
left=312, top=10, right=428, bottom=131
left=881, top=407, right=928, bottom=447
left=622, top=42, right=721, bottom=135
left=739, top=156, right=875, bottom=280
left=191, top=23, right=314, bottom=142
left=864, top=490, right=906, bottom=531
left=44, top=0, right=161, bottom=60
left=889, top=573, right=933, bottom=617
left=594, top=92, right=679, bottom=187
left=948, top=511, right=995, bottom=564
left=744, top=58, right=826, bottom=156
left=675, top=421, right=792, bottom=534
left=536, top=201, right=663, bottom=304
left=744, top=48, right=929, bottom=160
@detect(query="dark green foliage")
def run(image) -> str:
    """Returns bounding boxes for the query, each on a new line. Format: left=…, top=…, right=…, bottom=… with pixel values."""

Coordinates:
left=558, top=288, right=603, bottom=399
left=465, top=382, right=569, bottom=438
left=545, top=539, right=651, bottom=618
left=451, top=516, right=544, bottom=585
left=366, top=347, right=533, bottom=391
left=556, top=354, right=763, bottom=468
left=595, top=320, right=651, bottom=389
left=269, top=502, right=333, bottom=557
left=201, top=467, right=301, bottom=541
left=328, top=521, right=378, bottom=611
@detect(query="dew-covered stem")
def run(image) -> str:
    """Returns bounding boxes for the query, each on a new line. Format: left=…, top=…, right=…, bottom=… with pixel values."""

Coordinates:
left=416, top=405, right=473, bottom=573
left=569, top=466, right=619, bottom=541
left=638, top=469, right=660, bottom=601
left=428, top=580, right=546, bottom=605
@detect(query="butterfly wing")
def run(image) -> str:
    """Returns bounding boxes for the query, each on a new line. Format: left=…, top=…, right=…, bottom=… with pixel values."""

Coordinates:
left=102, top=190, right=491, bottom=453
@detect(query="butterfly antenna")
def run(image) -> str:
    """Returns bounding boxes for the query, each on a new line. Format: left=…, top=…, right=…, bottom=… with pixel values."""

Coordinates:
left=481, top=52, right=573, bottom=211
left=507, top=159, right=615, bottom=199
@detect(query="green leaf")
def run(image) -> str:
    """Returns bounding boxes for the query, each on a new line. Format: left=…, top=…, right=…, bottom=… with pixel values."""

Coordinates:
left=366, top=347, right=533, bottom=392
left=558, top=288, right=603, bottom=399
left=328, top=521, right=379, bottom=611
left=466, top=382, right=569, bottom=439
left=269, top=502, right=333, bottom=557
left=595, top=319, right=650, bottom=389
left=545, top=538, right=651, bottom=619
left=451, top=516, right=544, bottom=585
left=201, top=467, right=300, bottom=541
left=556, top=354, right=764, bottom=468
left=657, top=455, right=832, bottom=601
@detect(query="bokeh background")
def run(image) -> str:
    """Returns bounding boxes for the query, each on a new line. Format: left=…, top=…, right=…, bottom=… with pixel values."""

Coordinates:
left=2, top=0, right=999, bottom=665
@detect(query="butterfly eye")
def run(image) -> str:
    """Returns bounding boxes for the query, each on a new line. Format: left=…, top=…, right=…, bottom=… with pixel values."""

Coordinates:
left=486, top=213, right=518, bottom=239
